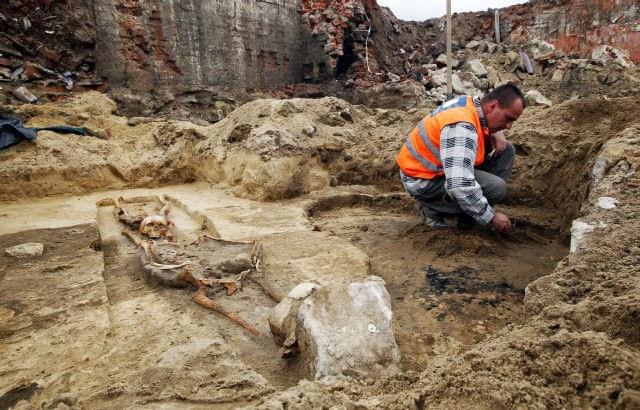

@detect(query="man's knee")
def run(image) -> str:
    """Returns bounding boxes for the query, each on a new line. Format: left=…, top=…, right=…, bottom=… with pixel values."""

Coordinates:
left=503, top=141, right=515, bottom=159
left=482, top=174, right=507, bottom=204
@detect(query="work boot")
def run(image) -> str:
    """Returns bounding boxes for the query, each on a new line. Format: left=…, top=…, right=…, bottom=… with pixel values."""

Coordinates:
left=456, top=213, right=476, bottom=231
left=415, top=201, right=448, bottom=229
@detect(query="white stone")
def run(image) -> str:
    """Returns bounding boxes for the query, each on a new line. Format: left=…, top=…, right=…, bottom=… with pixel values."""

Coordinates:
left=570, top=220, right=607, bottom=253
left=269, top=282, right=322, bottom=345
left=436, top=53, right=459, bottom=68
left=525, top=90, right=553, bottom=107
left=486, top=41, right=498, bottom=54
left=591, top=45, right=634, bottom=68
left=465, top=40, right=481, bottom=49
left=551, top=69, right=565, bottom=82
left=596, top=197, right=619, bottom=209
left=5, top=242, right=44, bottom=257
left=529, top=38, right=556, bottom=61
left=591, top=156, right=611, bottom=186
left=303, top=126, right=316, bottom=136
left=486, top=67, right=500, bottom=88
left=270, top=277, right=400, bottom=380
left=288, top=281, right=321, bottom=299
left=466, top=59, right=488, bottom=78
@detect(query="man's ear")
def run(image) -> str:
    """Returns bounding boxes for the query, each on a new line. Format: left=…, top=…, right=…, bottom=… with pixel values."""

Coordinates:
left=486, top=100, right=500, bottom=113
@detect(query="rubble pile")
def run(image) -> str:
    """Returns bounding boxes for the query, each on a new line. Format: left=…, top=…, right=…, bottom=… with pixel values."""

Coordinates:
left=0, top=0, right=103, bottom=104
left=299, top=0, right=379, bottom=78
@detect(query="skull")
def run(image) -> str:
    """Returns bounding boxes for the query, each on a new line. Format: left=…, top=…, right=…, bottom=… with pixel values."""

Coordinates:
left=140, top=214, right=170, bottom=239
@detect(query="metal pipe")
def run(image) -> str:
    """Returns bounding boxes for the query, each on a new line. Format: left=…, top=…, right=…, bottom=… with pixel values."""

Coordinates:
left=446, top=0, right=452, bottom=99
left=495, top=9, right=501, bottom=44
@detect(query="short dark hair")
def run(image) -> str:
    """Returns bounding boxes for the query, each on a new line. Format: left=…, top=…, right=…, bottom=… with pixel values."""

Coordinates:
left=481, top=83, right=526, bottom=109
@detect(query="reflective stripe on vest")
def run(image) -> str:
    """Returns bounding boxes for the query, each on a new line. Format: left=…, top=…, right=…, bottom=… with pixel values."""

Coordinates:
left=404, top=118, right=443, bottom=173
left=396, top=96, right=486, bottom=180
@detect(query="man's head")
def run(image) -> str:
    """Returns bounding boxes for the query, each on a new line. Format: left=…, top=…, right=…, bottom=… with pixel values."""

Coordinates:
left=480, top=84, right=526, bottom=134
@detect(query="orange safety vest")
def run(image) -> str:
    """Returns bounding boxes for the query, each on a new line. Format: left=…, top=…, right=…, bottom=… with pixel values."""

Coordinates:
left=397, top=96, right=489, bottom=180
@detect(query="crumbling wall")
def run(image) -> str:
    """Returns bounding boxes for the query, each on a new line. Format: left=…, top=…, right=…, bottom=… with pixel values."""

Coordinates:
left=91, top=0, right=328, bottom=93
left=497, top=0, right=640, bottom=62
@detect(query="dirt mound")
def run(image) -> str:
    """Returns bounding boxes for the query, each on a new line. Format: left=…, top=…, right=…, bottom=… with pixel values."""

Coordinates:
left=506, top=96, right=640, bottom=230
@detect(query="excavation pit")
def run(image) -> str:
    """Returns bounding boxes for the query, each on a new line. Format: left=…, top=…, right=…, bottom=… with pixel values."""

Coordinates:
left=305, top=192, right=569, bottom=370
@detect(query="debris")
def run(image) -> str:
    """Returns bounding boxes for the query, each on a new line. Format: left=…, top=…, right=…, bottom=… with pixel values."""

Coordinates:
left=436, top=53, right=459, bottom=68
left=5, top=242, right=44, bottom=257
left=12, top=86, right=38, bottom=103
left=466, top=59, right=488, bottom=78
left=597, top=67, right=622, bottom=85
left=303, top=125, right=316, bottom=136
left=591, top=45, right=634, bottom=68
left=525, top=90, right=552, bottom=107
left=570, top=220, right=606, bottom=253
left=519, top=50, right=534, bottom=74
left=269, top=282, right=321, bottom=347
left=596, top=197, right=619, bottom=209
left=551, top=69, right=565, bottom=82
left=465, top=40, right=481, bottom=50
left=62, top=71, right=74, bottom=90
left=504, top=50, right=522, bottom=73
left=591, top=156, right=611, bottom=187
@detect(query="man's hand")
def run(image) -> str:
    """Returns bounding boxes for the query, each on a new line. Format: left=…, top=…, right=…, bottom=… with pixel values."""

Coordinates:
left=491, top=131, right=508, bottom=153
left=489, top=211, right=512, bottom=233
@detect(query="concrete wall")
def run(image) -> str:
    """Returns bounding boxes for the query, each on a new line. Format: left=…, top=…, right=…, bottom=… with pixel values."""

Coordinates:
left=91, top=0, right=329, bottom=93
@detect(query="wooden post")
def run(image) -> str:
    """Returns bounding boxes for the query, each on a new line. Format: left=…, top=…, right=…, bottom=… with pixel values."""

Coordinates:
left=495, top=9, right=501, bottom=44
left=446, top=0, right=452, bottom=99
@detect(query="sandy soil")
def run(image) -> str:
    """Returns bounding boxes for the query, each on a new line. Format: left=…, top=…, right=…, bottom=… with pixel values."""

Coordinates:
left=1, top=91, right=640, bottom=408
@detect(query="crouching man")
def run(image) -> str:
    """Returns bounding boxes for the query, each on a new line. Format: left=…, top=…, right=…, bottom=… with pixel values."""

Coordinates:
left=396, top=84, right=526, bottom=232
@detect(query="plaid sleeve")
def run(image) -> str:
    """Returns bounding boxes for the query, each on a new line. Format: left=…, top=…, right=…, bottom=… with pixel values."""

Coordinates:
left=440, top=122, right=495, bottom=224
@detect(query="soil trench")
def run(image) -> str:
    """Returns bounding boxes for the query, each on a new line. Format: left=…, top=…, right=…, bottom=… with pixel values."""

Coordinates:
left=307, top=194, right=568, bottom=370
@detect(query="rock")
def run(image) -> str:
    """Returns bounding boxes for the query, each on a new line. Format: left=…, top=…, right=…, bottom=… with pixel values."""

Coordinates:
left=465, top=40, right=481, bottom=50
left=43, top=393, right=77, bottom=410
left=127, top=117, right=155, bottom=126
left=0, top=67, right=11, bottom=78
left=466, top=59, right=488, bottom=78
left=525, top=90, right=552, bottom=107
left=591, top=156, right=611, bottom=186
left=591, top=45, right=634, bottom=68
left=436, top=53, right=459, bottom=68
left=504, top=50, right=522, bottom=73
left=570, top=220, right=606, bottom=253
left=597, top=67, right=622, bottom=85
left=473, top=77, right=490, bottom=91
left=529, top=38, right=556, bottom=61
left=551, top=69, right=565, bottom=82
left=509, top=26, right=528, bottom=44
left=269, top=277, right=400, bottom=379
left=486, top=41, right=498, bottom=54
left=268, top=282, right=321, bottom=346
left=451, top=74, right=465, bottom=95
left=596, top=197, right=619, bottom=209
left=6, top=242, right=44, bottom=257
left=486, top=67, right=500, bottom=88
left=12, top=86, right=38, bottom=103
left=386, top=72, right=400, bottom=83
left=353, top=80, right=429, bottom=110
left=303, top=126, right=316, bottom=136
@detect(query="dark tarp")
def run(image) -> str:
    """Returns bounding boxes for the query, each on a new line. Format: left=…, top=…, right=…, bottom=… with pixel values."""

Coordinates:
left=1, top=114, right=88, bottom=149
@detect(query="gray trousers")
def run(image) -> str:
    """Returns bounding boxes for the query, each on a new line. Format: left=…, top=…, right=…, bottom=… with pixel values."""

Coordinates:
left=413, top=141, right=515, bottom=215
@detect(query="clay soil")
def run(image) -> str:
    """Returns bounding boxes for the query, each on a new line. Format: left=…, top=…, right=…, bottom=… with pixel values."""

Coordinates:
left=1, top=92, right=640, bottom=408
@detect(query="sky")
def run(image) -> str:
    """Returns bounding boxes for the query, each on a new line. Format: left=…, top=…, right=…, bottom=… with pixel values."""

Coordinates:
left=376, top=0, right=529, bottom=21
